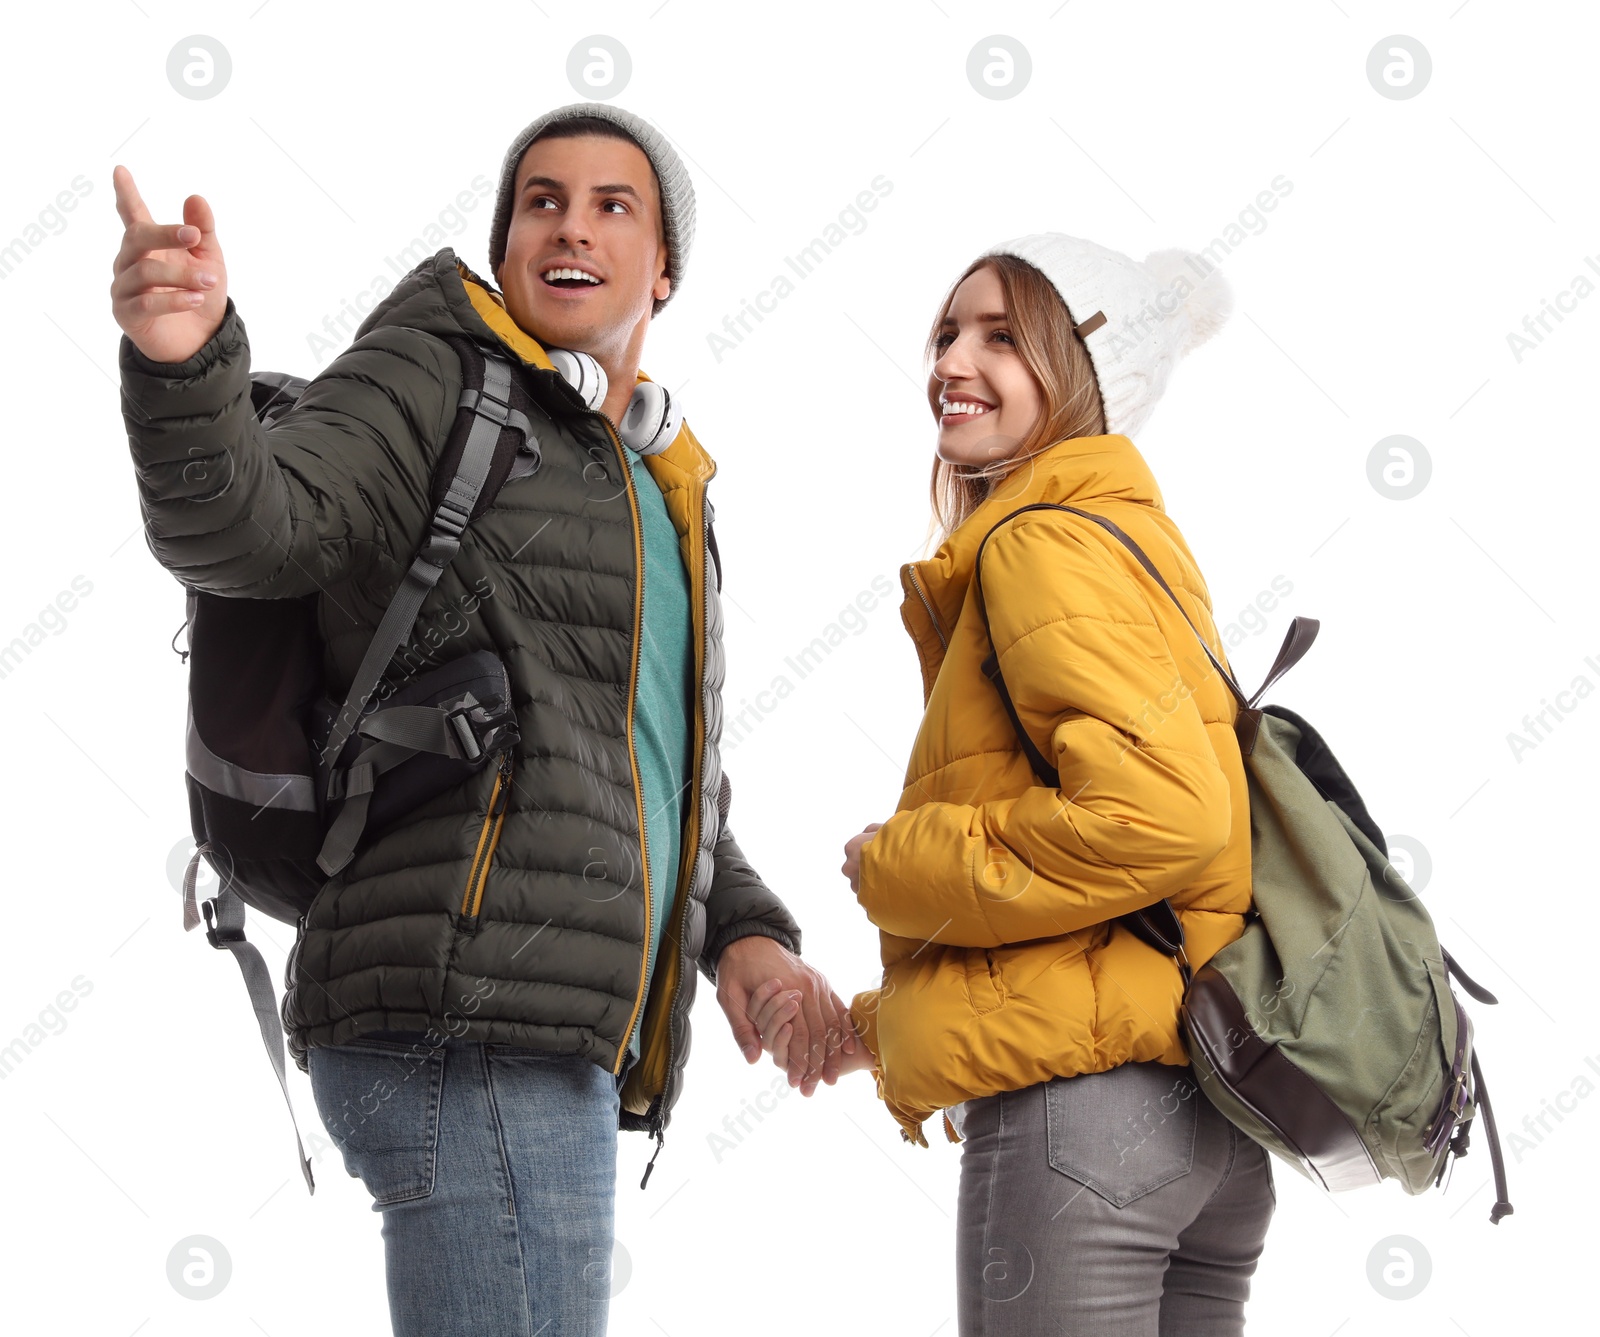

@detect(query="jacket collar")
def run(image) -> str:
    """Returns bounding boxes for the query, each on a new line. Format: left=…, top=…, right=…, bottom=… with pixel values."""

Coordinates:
left=904, top=433, right=1166, bottom=645
left=449, top=257, right=715, bottom=489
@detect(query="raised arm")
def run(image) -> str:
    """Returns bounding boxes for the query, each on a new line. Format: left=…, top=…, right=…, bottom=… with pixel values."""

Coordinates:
left=111, top=166, right=453, bottom=597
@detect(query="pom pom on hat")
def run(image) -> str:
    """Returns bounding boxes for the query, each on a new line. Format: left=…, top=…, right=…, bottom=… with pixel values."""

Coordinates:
left=980, top=233, right=1233, bottom=438
left=1142, top=248, right=1234, bottom=354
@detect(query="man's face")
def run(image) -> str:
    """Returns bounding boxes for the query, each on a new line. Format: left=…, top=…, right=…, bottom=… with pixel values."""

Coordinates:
left=495, top=134, right=670, bottom=356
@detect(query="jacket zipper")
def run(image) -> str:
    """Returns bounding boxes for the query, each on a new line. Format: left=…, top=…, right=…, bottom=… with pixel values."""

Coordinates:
left=457, top=750, right=514, bottom=931
left=907, top=566, right=948, bottom=649
left=594, top=406, right=655, bottom=1074
left=637, top=484, right=714, bottom=1187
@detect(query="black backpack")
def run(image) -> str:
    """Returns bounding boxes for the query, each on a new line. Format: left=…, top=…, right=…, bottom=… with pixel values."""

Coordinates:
left=174, top=337, right=545, bottom=1193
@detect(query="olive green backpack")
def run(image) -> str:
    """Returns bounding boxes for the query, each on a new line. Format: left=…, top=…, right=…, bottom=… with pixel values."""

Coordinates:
left=975, top=503, right=1514, bottom=1224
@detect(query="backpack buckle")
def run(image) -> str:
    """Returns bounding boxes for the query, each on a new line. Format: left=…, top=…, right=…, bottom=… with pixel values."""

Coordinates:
left=444, top=699, right=520, bottom=762
left=444, top=703, right=485, bottom=761
left=201, top=897, right=245, bottom=949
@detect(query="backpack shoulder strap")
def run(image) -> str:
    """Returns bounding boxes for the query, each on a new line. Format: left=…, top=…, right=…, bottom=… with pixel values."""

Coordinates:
left=428, top=335, right=546, bottom=518
left=969, top=501, right=1292, bottom=974
left=313, top=342, right=533, bottom=872
left=973, top=502, right=1256, bottom=709
left=186, top=342, right=539, bottom=1196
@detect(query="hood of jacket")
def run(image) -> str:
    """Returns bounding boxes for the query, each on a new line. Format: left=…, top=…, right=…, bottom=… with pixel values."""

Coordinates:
left=355, top=246, right=717, bottom=491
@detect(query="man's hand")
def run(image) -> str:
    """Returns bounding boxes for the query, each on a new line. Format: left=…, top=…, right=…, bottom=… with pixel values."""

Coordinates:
left=110, top=165, right=229, bottom=364
left=842, top=822, right=883, bottom=896
left=747, top=978, right=876, bottom=1081
left=715, top=935, right=853, bottom=1096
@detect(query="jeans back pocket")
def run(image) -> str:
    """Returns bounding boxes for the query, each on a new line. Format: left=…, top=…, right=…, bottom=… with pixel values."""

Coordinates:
left=1045, top=1061, right=1200, bottom=1208
left=308, top=1037, right=445, bottom=1206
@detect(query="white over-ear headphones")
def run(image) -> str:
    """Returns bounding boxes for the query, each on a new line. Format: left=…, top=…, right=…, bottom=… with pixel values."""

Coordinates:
left=545, top=348, right=682, bottom=456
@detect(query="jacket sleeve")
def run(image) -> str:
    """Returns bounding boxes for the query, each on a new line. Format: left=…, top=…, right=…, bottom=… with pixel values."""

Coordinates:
left=698, top=773, right=803, bottom=981
left=855, top=515, right=1232, bottom=948
left=118, top=297, right=456, bottom=597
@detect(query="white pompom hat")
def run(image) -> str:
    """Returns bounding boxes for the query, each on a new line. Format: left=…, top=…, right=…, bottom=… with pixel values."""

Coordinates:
left=979, top=233, right=1234, bottom=439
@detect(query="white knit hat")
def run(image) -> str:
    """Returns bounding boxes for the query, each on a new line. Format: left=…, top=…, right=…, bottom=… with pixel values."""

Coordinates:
left=979, top=233, right=1234, bottom=438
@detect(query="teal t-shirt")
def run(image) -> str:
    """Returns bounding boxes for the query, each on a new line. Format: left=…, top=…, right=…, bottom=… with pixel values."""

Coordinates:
left=621, top=442, right=695, bottom=1057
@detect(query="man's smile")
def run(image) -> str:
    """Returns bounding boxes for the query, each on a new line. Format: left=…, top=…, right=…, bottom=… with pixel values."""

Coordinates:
left=540, top=259, right=604, bottom=292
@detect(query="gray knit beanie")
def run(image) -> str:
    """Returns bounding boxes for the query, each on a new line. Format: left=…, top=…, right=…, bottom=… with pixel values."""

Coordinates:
left=487, top=102, right=695, bottom=317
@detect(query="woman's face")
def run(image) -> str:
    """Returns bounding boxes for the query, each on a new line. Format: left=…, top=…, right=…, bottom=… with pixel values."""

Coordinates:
left=928, top=265, right=1044, bottom=467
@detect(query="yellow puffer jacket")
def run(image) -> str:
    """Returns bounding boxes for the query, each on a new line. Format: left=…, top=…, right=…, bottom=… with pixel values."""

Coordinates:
left=848, top=433, right=1252, bottom=1145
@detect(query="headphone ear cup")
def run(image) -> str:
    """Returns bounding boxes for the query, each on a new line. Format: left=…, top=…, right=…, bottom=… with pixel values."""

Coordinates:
left=546, top=348, right=608, bottom=411
left=618, top=381, right=682, bottom=456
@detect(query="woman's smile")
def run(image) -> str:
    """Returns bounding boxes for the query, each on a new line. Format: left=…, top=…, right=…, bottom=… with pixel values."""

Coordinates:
left=939, top=393, right=997, bottom=426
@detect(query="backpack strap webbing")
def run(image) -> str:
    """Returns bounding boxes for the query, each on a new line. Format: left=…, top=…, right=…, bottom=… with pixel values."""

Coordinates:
left=182, top=843, right=317, bottom=1194
left=970, top=501, right=1313, bottom=970
left=314, top=346, right=531, bottom=876
left=1467, top=1048, right=1515, bottom=1224
left=184, top=341, right=534, bottom=1196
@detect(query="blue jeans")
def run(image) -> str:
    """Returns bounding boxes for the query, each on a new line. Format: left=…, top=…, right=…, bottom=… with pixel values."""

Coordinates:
left=308, top=1034, right=623, bottom=1337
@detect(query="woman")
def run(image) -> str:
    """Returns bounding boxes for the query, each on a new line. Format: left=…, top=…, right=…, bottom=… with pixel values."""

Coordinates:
left=749, top=234, right=1274, bottom=1335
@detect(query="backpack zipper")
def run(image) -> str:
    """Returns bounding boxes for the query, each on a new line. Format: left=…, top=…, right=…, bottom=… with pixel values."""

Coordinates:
left=457, top=750, right=514, bottom=931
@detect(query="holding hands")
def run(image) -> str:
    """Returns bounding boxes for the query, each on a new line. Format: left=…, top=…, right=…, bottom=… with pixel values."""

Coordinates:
left=715, top=933, right=859, bottom=1096
left=729, top=821, right=887, bottom=1092
left=746, top=977, right=875, bottom=1086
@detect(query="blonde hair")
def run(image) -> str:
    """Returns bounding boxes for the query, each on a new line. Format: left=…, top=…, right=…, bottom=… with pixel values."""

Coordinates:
left=922, top=254, right=1107, bottom=553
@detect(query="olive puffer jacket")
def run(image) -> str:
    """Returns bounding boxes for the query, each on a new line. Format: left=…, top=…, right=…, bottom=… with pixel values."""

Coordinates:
left=119, top=247, right=801, bottom=1137
left=848, top=434, right=1252, bottom=1145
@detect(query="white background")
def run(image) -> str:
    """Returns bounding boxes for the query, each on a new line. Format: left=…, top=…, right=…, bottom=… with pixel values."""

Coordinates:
left=0, top=1, right=1592, bottom=1333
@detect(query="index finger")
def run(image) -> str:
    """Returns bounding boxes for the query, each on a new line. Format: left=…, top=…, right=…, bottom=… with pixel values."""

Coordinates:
left=112, top=166, right=200, bottom=254
left=745, top=977, right=787, bottom=1017
left=112, top=165, right=153, bottom=229
left=795, top=989, right=828, bottom=1092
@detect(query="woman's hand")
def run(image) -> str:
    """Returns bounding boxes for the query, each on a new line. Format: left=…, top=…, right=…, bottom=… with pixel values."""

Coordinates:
left=842, top=822, right=884, bottom=895
left=746, top=978, right=875, bottom=1085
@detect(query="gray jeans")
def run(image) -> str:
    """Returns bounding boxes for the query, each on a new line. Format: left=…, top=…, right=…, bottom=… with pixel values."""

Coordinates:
left=953, top=1060, right=1275, bottom=1336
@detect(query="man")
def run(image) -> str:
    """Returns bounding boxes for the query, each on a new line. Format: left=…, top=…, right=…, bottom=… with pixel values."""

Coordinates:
left=112, top=102, right=851, bottom=1335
